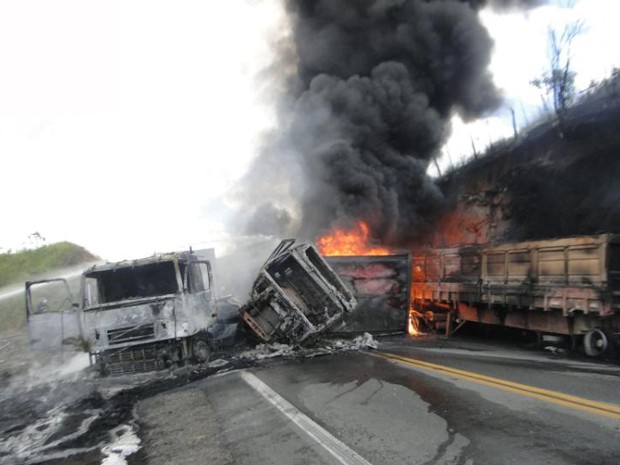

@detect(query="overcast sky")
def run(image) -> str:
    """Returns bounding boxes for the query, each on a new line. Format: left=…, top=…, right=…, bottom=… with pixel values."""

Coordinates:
left=0, top=0, right=618, bottom=261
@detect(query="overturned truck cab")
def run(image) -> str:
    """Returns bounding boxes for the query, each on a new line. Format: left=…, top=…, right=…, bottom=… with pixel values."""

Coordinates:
left=241, top=240, right=357, bottom=344
left=81, top=250, right=220, bottom=375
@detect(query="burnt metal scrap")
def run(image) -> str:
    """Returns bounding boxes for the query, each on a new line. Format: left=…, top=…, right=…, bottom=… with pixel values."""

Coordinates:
left=240, top=240, right=357, bottom=344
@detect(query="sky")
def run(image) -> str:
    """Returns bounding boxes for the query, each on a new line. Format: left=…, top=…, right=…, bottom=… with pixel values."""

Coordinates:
left=0, top=0, right=618, bottom=261
left=442, top=0, right=620, bottom=172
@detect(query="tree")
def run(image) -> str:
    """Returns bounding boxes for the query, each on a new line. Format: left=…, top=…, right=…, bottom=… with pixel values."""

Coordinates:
left=531, top=5, right=583, bottom=127
left=27, top=232, right=46, bottom=249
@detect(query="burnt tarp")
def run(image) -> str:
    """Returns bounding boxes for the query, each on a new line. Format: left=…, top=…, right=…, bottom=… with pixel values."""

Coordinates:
left=325, top=254, right=411, bottom=334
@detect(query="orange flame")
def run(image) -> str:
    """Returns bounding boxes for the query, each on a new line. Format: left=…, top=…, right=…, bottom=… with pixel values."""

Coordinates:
left=317, top=221, right=392, bottom=256
left=408, top=310, right=421, bottom=336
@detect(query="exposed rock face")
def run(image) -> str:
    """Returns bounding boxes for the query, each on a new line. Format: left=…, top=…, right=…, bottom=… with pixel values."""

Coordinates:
left=432, top=95, right=620, bottom=247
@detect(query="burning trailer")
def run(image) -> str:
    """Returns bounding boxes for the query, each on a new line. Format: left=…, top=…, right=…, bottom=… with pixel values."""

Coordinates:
left=26, top=248, right=240, bottom=375
left=240, top=240, right=357, bottom=344
left=325, top=254, right=412, bottom=335
left=315, top=221, right=413, bottom=335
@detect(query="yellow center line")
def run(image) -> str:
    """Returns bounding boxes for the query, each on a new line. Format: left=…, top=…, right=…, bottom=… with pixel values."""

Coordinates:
left=372, top=351, right=620, bottom=421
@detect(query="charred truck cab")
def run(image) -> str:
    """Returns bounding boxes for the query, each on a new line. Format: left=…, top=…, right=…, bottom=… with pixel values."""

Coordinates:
left=241, top=240, right=357, bottom=344
left=81, top=250, right=218, bottom=375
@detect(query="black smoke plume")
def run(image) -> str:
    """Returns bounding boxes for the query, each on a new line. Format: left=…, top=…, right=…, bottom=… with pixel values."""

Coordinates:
left=468, top=0, right=545, bottom=9
left=238, top=0, right=543, bottom=246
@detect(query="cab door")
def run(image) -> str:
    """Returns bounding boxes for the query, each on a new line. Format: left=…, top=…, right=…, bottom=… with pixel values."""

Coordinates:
left=183, top=261, right=216, bottom=330
left=25, top=279, right=82, bottom=351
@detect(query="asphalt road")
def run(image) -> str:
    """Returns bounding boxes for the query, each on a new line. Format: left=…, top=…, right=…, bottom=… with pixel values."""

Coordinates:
left=137, top=337, right=620, bottom=465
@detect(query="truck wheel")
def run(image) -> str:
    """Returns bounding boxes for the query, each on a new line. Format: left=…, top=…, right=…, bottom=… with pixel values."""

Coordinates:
left=191, top=339, right=211, bottom=363
left=583, top=329, right=612, bottom=357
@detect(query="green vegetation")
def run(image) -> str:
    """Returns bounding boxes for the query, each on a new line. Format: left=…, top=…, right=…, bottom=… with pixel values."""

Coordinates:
left=0, top=242, right=98, bottom=288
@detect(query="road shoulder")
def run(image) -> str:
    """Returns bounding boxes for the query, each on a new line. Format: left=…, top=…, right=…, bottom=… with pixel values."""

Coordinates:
left=136, top=388, right=233, bottom=465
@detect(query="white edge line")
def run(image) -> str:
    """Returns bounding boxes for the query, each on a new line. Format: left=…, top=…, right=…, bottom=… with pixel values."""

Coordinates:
left=240, top=371, right=373, bottom=465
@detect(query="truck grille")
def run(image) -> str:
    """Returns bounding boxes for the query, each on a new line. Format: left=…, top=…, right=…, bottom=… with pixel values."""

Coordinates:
left=107, top=324, right=155, bottom=345
left=99, top=346, right=163, bottom=375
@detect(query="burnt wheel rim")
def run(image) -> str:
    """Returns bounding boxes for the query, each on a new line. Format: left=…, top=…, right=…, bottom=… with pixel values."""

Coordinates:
left=193, top=340, right=211, bottom=362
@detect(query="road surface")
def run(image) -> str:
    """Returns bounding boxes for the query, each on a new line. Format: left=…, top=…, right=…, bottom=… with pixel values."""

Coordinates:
left=137, top=336, right=620, bottom=465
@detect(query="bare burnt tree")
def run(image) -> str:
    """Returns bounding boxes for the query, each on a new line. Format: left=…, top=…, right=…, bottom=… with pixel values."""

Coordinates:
left=531, top=6, right=583, bottom=127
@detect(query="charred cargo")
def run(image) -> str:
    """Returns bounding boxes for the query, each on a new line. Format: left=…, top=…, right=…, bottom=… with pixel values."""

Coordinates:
left=241, top=240, right=357, bottom=344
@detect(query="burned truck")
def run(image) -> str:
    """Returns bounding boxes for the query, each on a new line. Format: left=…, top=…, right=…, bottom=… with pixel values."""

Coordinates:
left=241, top=240, right=357, bottom=344
left=26, top=249, right=238, bottom=375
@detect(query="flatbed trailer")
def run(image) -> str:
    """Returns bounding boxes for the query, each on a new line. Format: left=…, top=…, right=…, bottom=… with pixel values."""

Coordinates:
left=411, top=234, right=620, bottom=356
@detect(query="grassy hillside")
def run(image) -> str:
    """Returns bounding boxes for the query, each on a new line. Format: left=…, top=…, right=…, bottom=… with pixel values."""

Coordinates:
left=0, top=242, right=98, bottom=288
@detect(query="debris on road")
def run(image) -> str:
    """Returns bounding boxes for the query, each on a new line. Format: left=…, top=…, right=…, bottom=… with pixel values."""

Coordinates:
left=101, top=424, right=141, bottom=465
left=544, top=346, right=567, bottom=356
left=237, top=343, right=296, bottom=360
left=350, top=332, right=380, bottom=350
left=233, top=332, right=379, bottom=362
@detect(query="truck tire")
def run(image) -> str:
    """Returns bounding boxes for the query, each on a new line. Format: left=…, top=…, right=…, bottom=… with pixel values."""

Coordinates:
left=191, top=338, right=211, bottom=363
left=583, top=329, right=613, bottom=357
